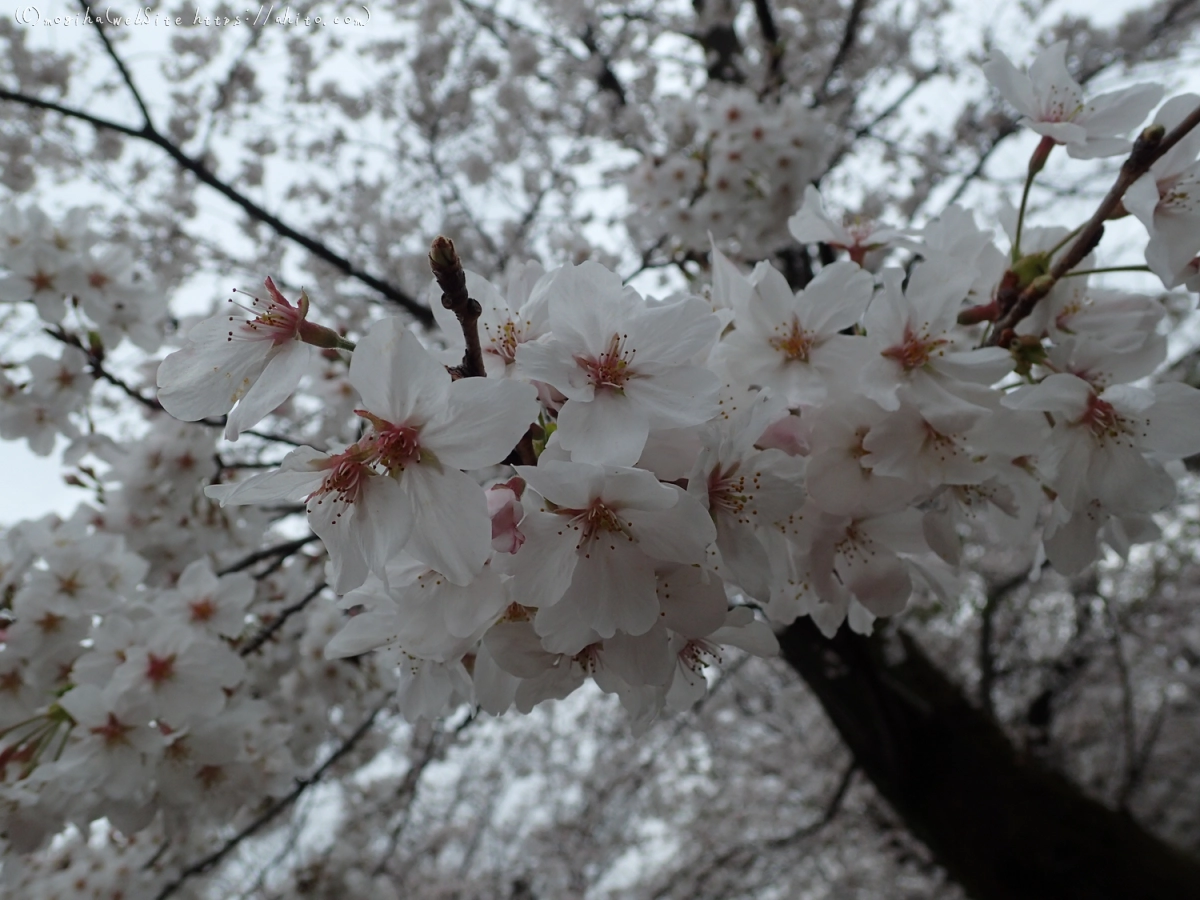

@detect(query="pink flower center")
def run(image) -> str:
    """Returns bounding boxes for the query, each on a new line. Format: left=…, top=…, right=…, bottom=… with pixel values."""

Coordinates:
left=370, top=423, right=423, bottom=471
left=228, top=277, right=307, bottom=347
left=146, top=652, right=176, bottom=685
left=483, top=319, right=521, bottom=363
left=882, top=325, right=947, bottom=371
left=679, top=638, right=721, bottom=673
left=577, top=334, right=635, bottom=391
left=708, top=463, right=752, bottom=521
left=308, top=445, right=374, bottom=509
left=1080, top=393, right=1127, bottom=441
left=188, top=598, right=217, bottom=623
left=90, top=713, right=134, bottom=747
left=768, top=318, right=814, bottom=362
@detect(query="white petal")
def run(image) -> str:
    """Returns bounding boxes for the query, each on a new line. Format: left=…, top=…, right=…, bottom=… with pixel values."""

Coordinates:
left=350, top=319, right=450, bottom=424
left=401, top=463, right=490, bottom=585
left=224, top=343, right=312, bottom=440
left=423, top=378, right=539, bottom=469
left=557, top=391, right=650, bottom=467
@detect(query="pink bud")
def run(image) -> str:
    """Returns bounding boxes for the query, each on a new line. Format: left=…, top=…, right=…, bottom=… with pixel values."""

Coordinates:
left=756, top=415, right=808, bottom=456
left=487, top=479, right=526, bottom=553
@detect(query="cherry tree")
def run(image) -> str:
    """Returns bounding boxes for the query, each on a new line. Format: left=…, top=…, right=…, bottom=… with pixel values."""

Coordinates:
left=2, top=1, right=1200, bottom=898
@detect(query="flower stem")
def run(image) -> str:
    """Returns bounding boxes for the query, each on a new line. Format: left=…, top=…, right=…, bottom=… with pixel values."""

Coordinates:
left=1059, top=265, right=1152, bottom=278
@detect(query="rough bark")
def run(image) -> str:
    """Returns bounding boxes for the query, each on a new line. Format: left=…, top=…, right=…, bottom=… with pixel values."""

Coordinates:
left=777, top=618, right=1200, bottom=900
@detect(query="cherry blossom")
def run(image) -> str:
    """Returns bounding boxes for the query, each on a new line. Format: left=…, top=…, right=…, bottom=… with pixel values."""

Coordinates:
left=983, top=41, right=1162, bottom=158
left=715, top=250, right=875, bottom=405
left=507, top=459, right=715, bottom=641
left=1125, top=94, right=1200, bottom=287
left=787, top=185, right=909, bottom=264
left=516, top=262, right=720, bottom=466
left=157, top=278, right=323, bottom=441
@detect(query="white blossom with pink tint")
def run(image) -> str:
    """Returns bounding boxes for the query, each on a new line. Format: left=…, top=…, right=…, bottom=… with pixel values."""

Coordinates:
left=983, top=41, right=1162, bottom=159
left=787, top=185, right=909, bottom=264
left=157, top=278, right=318, bottom=441
left=1125, top=94, right=1200, bottom=287
left=516, top=262, right=720, bottom=466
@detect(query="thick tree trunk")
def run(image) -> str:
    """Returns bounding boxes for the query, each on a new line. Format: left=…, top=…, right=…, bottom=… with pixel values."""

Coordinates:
left=777, top=618, right=1200, bottom=900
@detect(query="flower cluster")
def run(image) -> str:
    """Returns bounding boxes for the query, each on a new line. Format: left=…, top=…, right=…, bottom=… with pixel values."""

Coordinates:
left=0, top=204, right=167, bottom=457
left=3, top=41, right=1200, bottom=886
left=624, top=88, right=833, bottom=254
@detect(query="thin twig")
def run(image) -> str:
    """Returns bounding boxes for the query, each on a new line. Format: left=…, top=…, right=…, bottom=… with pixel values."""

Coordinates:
left=239, top=581, right=328, bottom=657
left=429, top=237, right=487, bottom=379
left=217, top=534, right=320, bottom=577
left=79, top=0, right=153, bottom=127
left=752, top=0, right=785, bottom=98
left=370, top=728, right=444, bottom=877
left=1119, top=695, right=1169, bottom=808
left=813, top=0, right=869, bottom=106
left=45, top=326, right=161, bottom=412
left=152, top=696, right=392, bottom=900
left=0, top=89, right=431, bottom=322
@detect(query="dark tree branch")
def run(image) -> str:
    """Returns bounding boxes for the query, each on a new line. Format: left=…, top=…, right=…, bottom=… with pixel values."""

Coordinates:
left=581, top=24, right=628, bottom=105
left=778, top=618, right=1200, bottom=900
left=239, top=580, right=327, bottom=657
left=370, top=727, right=445, bottom=877
left=767, top=757, right=857, bottom=847
left=692, top=0, right=744, bottom=84
left=153, top=696, right=392, bottom=900
left=813, top=0, right=870, bottom=106
left=217, top=534, right=320, bottom=577
left=1118, top=697, right=1169, bottom=809
left=0, top=90, right=431, bottom=323
left=45, top=326, right=161, bottom=413
left=751, top=0, right=785, bottom=97
left=79, top=0, right=152, bottom=127
left=430, top=236, right=487, bottom=379
left=1103, top=597, right=1138, bottom=809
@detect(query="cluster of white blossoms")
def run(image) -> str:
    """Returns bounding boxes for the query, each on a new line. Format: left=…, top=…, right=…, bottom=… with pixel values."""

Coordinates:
left=3, top=40, right=1200, bottom=879
left=624, top=87, right=833, bottom=255
left=164, top=49, right=1200, bottom=731
left=0, top=204, right=167, bottom=457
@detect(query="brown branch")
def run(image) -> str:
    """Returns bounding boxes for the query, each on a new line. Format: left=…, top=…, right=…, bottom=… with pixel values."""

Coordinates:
left=152, top=696, right=392, bottom=900
left=778, top=618, right=1200, bottom=900
left=44, top=326, right=162, bottom=413
left=581, top=24, right=628, bottom=105
left=0, top=90, right=431, bottom=324
left=239, top=580, right=327, bottom=657
left=813, top=0, right=870, bottom=106
left=429, top=236, right=486, bottom=379
left=692, top=0, right=744, bottom=85
left=990, top=105, right=1200, bottom=344
left=79, top=0, right=152, bottom=127
left=766, top=757, right=857, bottom=847
left=1119, top=696, right=1169, bottom=808
left=217, top=534, right=320, bottom=577
left=752, top=0, right=785, bottom=97
left=1104, top=597, right=1138, bottom=810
